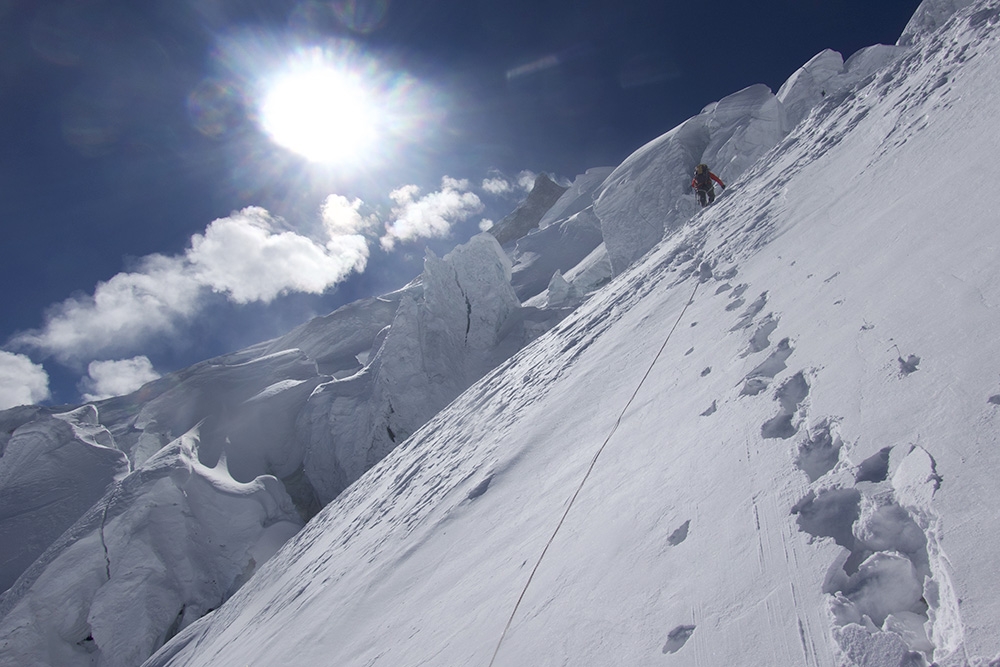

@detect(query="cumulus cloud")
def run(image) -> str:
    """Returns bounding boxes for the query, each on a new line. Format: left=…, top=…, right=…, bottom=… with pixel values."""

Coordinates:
left=478, top=219, right=495, bottom=232
left=14, top=254, right=203, bottom=363
left=321, top=194, right=377, bottom=236
left=79, top=356, right=161, bottom=402
left=482, top=176, right=512, bottom=195
left=188, top=207, right=369, bottom=303
left=0, top=350, right=50, bottom=409
left=481, top=170, right=539, bottom=197
left=380, top=177, right=484, bottom=251
left=14, top=205, right=371, bottom=363
left=517, top=170, right=538, bottom=191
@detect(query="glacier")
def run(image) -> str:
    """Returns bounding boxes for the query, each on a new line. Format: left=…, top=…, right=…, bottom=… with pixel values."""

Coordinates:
left=3, top=0, right=1000, bottom=665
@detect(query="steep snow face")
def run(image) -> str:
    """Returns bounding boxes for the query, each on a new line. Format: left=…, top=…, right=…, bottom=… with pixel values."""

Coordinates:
left=509, top=206, right=604, bottom=302
left=0, top=406, right=128, bottom=592
left=0, top=428, right=302, bottom=667
left=262, top=292, right=410, bottom=377
left=899, top=0, right=979, bottom=44
left=301, top=234, right=522, bottom=504
left=594, top=82, right=791, bottom=274
left=593, top=37, right=916, bottom=278
left=777, top=49, right=848, bottom=128
left=536, top=167, right=614, bottom=230
left=141, top=2, right=1000, bottom=665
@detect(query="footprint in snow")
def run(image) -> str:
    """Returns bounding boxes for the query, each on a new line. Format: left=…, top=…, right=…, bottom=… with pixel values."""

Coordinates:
left=740, top=338, right=794, bottom=396
left=761, top=371, right=809, bottom=439
left=662, top=625, right=696, bottom=654
left=743, top=314, right=779, bottom=357
left=730, top=292, right=768, bottom=331
left=855, top=447, right=891, bottom=484
left=898, top=354, right=920, bottom=375
left=667, top=520, right=690, bottom=546
left=890, top=343, right=920, bottom=375
left=795, top=418, right=843, bottom=482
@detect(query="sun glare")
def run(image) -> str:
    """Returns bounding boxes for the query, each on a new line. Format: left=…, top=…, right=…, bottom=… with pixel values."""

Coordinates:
left=261, top=61, right=378, bottom=163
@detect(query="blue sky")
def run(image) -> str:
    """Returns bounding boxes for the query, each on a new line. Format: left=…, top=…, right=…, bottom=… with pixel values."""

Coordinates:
left=0, top=0, right=919, bottom=407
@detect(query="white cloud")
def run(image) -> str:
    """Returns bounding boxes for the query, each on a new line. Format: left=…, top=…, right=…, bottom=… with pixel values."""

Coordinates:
left=478, top=219, right=495, bottom=232
left=381, top=177, right=484, bottom=251
left=188, top=207, right=369, bottom=303
left=13, top=254, right=203, bottom=363
left=79, top=356, right=161, bottom=402
left=321, top=195, right=376, bottom=236
left=0, top=351, right=50, bottom=409
left=389, top=183, right=421, bottom=206
left=14, top=206, right=371, bottom=363
left=482, top=177, right=512, bottom=195
left=517, top=170, right=538, bottom=191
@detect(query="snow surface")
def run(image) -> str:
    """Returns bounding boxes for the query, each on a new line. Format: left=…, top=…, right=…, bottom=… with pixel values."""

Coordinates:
left=3, top=0, right=1000, bottom=665
left=129, top=1, right=997, bottom=664
left=0, top=406, right=128, bottom=592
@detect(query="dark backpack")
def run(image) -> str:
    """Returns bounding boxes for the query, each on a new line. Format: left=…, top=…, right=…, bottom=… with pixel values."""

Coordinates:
left=694, top=164, right=711, bottom=188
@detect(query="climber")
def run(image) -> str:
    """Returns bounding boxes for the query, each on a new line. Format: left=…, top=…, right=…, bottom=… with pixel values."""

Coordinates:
left=691, top=163, right=725, bottom=207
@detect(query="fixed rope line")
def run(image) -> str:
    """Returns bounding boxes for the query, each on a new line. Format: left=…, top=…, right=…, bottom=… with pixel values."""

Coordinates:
left=487, top=276, right=703, bottom=667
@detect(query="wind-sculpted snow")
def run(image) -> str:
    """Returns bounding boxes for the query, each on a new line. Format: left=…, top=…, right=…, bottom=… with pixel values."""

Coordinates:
left=141, top=1, right=1000, bottom=665
left=0, top=405, right=128, bottom=592
left=0, top=427, right=302, bottom=667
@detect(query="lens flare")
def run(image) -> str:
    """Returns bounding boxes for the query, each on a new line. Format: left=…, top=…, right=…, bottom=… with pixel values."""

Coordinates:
left=188, top=79, right=245, bottom=139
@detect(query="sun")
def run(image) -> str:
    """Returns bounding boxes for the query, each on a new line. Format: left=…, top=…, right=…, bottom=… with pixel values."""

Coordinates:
left=261, top=61, right=378, bottom=164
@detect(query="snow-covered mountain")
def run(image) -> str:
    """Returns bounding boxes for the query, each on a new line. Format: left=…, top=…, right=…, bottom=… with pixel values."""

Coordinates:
left=3, top=0, right=999, bottom=664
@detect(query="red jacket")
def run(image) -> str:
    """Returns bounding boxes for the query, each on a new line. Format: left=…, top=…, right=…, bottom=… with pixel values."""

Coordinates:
left=691, top=171, right=725, bottom=190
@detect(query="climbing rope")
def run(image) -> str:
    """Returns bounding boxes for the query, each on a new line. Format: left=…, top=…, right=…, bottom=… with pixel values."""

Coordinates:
left=487, top=275, right=703, bottom=666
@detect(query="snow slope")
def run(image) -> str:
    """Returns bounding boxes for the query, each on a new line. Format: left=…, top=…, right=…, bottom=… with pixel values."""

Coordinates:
left=134, top=1, right=1000, bottom=665
left=0, top=235, right=533, bottom=666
